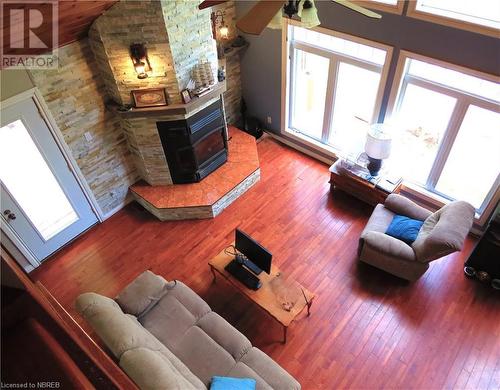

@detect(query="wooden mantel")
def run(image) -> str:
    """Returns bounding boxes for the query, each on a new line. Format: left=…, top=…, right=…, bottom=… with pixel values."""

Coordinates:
left=110, top=81, right=227, bottom=118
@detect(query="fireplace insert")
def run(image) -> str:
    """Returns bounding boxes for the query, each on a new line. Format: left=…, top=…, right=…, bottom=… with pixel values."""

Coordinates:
left=157, top=100, right=228, bottom=184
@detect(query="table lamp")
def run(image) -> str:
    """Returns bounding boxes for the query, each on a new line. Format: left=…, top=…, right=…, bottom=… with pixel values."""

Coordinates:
left=365, top=123, right=392, bottom=176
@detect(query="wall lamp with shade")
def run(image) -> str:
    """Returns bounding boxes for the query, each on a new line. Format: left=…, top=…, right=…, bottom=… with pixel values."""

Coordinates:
left=211, top=10, right=229, bottom=40
left=130, top=43, right=152, bottom=79
left=365, top=123, right=393, bottom=176
left=269, top=0, right=320, bottom=30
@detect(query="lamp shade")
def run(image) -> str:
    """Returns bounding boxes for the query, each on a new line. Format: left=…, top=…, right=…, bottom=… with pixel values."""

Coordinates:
left=365, top=123, right=393, bottom=159
left=300, top=0, right=320, bottom=28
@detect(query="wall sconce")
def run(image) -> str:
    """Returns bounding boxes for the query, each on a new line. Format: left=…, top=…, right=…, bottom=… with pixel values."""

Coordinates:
left=130, top=43, right=152, bottom=79
left=211, top=10, right=229, bottom=40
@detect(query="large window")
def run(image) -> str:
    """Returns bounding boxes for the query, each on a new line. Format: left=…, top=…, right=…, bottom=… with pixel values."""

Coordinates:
left=387, top=52, right=500, bottom=218
left=353, top=0, right=405, bottom=15
left=408, top=0, right=500, bottom=37
left=286, top=23, right=392, bottom=156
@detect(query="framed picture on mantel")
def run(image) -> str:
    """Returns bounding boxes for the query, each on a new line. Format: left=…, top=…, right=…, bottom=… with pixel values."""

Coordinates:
left=132, top=88, right=168, bottom=108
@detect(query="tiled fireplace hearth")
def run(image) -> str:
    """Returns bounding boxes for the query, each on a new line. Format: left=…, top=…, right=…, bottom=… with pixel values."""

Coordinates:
left=88, top=1, right=258, bottom=220
left=130, top=127, right=260, bottom=221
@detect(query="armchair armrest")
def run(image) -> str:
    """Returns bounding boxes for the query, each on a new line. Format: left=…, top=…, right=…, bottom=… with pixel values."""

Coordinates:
left=384, top=194, right=432, bottom=221
left=361, top=231, right=416, bottom=261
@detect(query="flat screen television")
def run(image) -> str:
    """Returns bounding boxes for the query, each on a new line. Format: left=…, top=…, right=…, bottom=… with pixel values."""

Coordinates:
left=235, top=229, right=272, bottom=275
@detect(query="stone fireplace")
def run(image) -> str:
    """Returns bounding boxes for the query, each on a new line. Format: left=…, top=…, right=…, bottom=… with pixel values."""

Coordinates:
left=86, top=0, right=259, bottom=220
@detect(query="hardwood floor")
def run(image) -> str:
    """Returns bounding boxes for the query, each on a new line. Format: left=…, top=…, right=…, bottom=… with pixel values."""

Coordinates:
left=32, top=135, right=499, bottom=390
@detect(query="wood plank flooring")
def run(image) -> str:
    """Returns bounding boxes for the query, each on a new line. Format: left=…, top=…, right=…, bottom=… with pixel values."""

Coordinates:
left=32, top=135, right=500, bottom=390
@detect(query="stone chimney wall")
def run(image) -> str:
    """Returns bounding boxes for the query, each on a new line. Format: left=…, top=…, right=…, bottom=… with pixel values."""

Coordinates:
left=88, top=1, right=181, bottom=105
left=88, top=0, right=217, bottom=107
left=160, top=0, right=217, bottom=91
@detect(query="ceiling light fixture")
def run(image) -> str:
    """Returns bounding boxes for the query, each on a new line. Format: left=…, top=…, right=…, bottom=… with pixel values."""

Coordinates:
left=300, top=0, right=320, bottom=28
left=268, top=0, right=320, bottom=31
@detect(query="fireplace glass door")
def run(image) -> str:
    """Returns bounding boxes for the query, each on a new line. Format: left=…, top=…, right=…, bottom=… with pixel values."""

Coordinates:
left=194, top=128, right=225, bottom=167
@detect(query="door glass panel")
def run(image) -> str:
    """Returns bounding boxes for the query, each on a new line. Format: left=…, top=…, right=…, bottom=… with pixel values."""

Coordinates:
left=436, top=106, right=500, bottom=209
left=0, top=120, right=78, bottom=240
left=390, top=84, right=456, bottom=184
left=290, top=49, right=329, bottom=141
left=328, top=62, right=381, bottom=154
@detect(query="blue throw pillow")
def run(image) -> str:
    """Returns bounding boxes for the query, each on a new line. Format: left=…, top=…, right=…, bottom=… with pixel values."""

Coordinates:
left=385, top=215, right=424, bottom=244
left=211, top=376, right=256, bottom=390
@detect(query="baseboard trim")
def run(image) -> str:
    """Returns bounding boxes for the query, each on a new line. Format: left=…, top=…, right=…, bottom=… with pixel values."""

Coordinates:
left=102, top=196, right=133, bottom=221
left=265, top=131, right=335, bottom=166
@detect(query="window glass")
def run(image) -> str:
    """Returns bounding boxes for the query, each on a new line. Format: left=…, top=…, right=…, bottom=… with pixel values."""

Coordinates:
left=290, top=49, right=330, bottom=140
left=436, top=106, right=500, bottom=209
left=415, top=0, right=500, bottom=30
left=408, top=59, right=500, bottom=102
left=328, top=62, right=380, bottom=153
left=292, top=26, right=386, bottom=65
left=390, top=84, right=456, bottom=184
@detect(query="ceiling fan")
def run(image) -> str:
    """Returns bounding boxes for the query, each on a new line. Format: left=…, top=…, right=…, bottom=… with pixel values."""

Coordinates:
left=235, top=0, right=381, bottom=35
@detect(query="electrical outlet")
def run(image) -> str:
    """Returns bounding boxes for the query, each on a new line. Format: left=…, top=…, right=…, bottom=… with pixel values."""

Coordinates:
left=84, top=132, right=93, bottom=142
left=266, top=116, right=272, bottom=124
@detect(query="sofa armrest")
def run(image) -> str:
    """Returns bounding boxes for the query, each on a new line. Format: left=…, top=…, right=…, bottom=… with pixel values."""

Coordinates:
left=412, top=200, right=475, bottom=263
left=120, top=348, right=201, bottom=390
left=361, top=231, right=415, bottom=261
left=241, top=348, right=301, bottom=390
left=115, top=270, right=172, bottom=317
left=384, top=194, right=432, bottom=221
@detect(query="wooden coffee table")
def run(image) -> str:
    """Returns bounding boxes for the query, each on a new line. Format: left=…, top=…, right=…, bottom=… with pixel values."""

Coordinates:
left=208, top=245, right=315, bottom=343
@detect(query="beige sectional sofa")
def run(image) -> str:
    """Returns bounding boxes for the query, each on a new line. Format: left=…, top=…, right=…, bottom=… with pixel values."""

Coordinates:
left=76, top=270, right=300, bottom=390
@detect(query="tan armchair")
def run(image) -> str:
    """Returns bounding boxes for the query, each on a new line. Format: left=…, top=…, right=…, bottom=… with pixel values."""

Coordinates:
left=358, top=194, right=475, bottom=281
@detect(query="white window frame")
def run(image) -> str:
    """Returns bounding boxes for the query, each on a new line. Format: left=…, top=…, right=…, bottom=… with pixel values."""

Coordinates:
left=353, top=0, right=405, bottom=15
left=386, top=51, right=500, bottom=226
left=282, top=19, right=393, bottom=158
left=407, top=1, right=500, bottom=38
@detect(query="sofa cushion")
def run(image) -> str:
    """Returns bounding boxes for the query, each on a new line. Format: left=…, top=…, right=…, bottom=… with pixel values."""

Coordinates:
left=412, top=200, right=474, bottom=263
left=140, top=281, right=211, bottom=351
left=76, top=292, right=158, bottom=358
left=197, top=312, right=252, bottom=361
left=211, top=376, right=256, bottom=390
left=385, top=215, right=424, bottom=244
left=227, top=363, right=272, bottom=390
left=174, top=326, right=237, bottom=386
left=115, top=270, right=171, bottom=317
left=241, top=348, right=301, bottom=390
left=120, top=348, right=202, bottom=390
left=361, top=204, right=394, bottom=235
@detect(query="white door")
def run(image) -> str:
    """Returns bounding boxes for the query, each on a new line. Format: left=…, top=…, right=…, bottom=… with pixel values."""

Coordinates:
left=0, top=97, right=98, bottom=262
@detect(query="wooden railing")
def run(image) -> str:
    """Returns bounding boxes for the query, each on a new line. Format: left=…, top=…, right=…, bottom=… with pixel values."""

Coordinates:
left=1, top=245, right=138, bottom=390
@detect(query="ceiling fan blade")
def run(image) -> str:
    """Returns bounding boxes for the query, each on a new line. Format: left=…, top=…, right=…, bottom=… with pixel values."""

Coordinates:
left=332, top=0, right=382, bottom=19
left=236, top=1, right=285, bottom=35
left=198, top=1, right=228, bottom=10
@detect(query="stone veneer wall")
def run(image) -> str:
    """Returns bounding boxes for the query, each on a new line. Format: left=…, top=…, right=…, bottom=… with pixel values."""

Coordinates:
left=217, top=1, right=243, bottom=125
left=88, top=0, right=181, bottom=105
left=160, top=0, right=217, bottom=91
left=29, top=39, right=139, bottom=214
left=121, top=116, right=172, bottom=186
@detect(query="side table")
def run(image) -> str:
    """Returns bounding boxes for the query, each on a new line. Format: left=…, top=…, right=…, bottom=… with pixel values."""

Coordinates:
left=329, top=159, right=402, bottom=206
